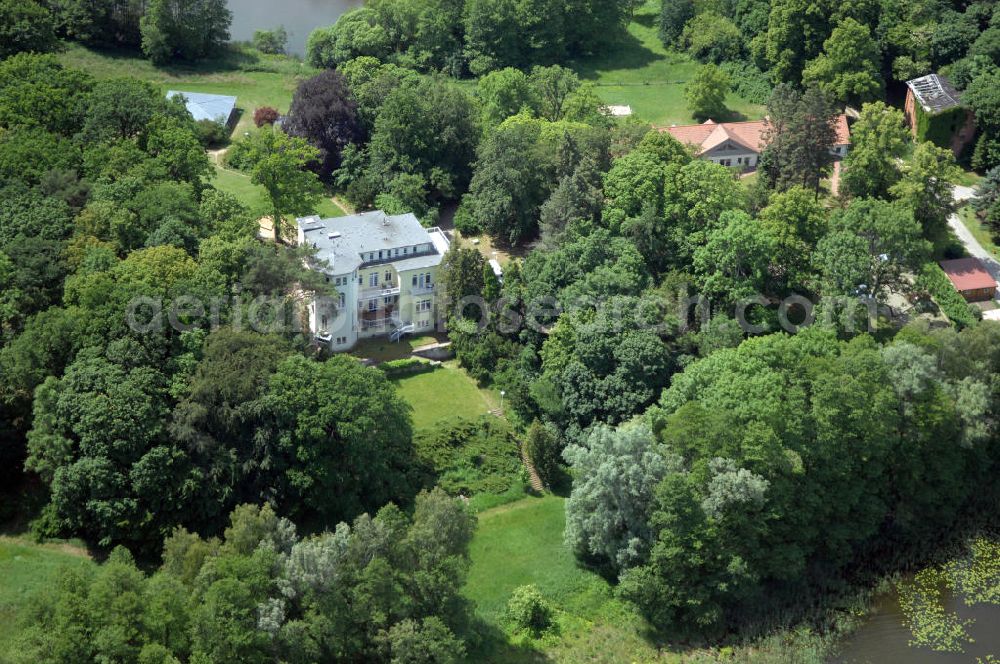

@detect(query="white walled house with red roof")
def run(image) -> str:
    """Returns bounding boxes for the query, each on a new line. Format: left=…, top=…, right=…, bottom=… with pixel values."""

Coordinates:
left=658, top=115, right=851, bottom=170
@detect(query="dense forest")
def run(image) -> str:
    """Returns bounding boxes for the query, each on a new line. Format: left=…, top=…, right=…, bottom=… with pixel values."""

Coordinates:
left=5, top=0, right=1000, bottom=661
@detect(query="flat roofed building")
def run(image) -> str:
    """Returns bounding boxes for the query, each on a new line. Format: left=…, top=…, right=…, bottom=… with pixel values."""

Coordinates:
left=297, top=211, right=451, bottom=350
left=166, top=90, right=238, bottom=127
left=939, top=257, right=997, bottom=302
left=904, top=74, right=976, bottom=157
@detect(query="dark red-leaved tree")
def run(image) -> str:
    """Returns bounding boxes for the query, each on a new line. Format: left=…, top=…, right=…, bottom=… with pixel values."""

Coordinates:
left=283, top=70, right=365, bottom=180
left=253, top=106, right=280, bottom=127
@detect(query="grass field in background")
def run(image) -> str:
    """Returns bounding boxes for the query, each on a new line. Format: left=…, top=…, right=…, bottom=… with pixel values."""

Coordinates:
left=58, top=3, right=762, bottom=137
left=464, top=496, right=664, bottom=663
left=0, top=537, right=93, bottom=659
left=58, top=43, right=311, bottom=135
left=569, top=1, right=765, bottom=126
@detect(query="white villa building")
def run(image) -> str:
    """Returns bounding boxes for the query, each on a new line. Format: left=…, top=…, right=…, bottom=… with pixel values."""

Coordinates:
left=297, top=211, right=450, bottom=351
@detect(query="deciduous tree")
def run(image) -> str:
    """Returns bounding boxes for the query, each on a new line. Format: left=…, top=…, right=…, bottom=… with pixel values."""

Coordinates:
left=283, top=70, right=364, bottom=179
left=685, top=64, right=731, bottom=121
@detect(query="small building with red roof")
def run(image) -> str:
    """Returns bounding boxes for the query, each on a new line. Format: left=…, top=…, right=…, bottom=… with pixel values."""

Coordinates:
left=658, top=114, right=851, bottom=170
left=939, top=257, right=997, bottom=302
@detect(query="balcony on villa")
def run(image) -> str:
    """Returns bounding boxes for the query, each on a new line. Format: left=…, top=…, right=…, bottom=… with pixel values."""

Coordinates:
left=361, top=283, right=402, bottom=299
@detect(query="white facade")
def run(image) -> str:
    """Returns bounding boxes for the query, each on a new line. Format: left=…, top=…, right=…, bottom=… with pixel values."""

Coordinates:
left=702, top=140, right=759, bottom=168
left=298, top=211, right=451, bottom=351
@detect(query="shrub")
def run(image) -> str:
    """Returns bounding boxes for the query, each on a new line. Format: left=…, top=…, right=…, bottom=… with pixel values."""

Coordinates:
left=415, top=417, right=524, bottom=497
left=524, top=420, right=562, bottom=488
left=194, top=119, right=229, bottom=147
left=505, top=585, right=552, bottom=634
left=223, top=136, right=256, bottom=171
left=453, top=199, right=482, bottom=236
left=253, top=26, right=287, bottom=54
left=254, top=106, right=280, bottom=127
left=379, top=358, right=434, bottom=378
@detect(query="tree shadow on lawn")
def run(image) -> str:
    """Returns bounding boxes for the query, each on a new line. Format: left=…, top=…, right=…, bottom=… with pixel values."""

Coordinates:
left=571, top=32, right=665, bottom=81
left=715, top=107, right=751, bottom=122
left=464, top=615, right=553, bottom=663
left=68, top=43, right=262, bottom=76
left=632, top=10, right=659, bottom=28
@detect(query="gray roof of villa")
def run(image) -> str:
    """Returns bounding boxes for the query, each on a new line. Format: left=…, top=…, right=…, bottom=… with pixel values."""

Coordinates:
left=906, top=74, right=963, bottom=114
left=166, top=90, right=237, bottom=124
left=297, top=211, right=447, bottom=274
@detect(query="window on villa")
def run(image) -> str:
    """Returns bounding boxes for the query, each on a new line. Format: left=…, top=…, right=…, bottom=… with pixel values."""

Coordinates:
left=369, top=272, right=378, bottom=287
left=321, top=314, right=328, bottom=327
left=403, top=247, right=408, bottom=255
left=368, top=299, right=377, bottom=311
left=338, top=293, right=345, bottom=308
left=378, top=250, right=383, bottom=259
left=425, top=272, right=432, bottom=285
left=385, top=271, right=392, bottom=283
left=412, top=275, right=417, bottom=286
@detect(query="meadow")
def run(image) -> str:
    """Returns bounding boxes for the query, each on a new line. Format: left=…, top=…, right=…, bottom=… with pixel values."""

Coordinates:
left=464, top=495, right=664, bottom=663
left=0, top=537, right=93, bottom=661
left=568, top=0, right=765, bottom=126
left=58, top=42, right=310, bottom=135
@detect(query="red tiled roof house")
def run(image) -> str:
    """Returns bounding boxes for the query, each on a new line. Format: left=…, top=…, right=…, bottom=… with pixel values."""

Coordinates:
left=658, top=115, right=851, bottom=170
left=939, top=257, right=997, bottom=302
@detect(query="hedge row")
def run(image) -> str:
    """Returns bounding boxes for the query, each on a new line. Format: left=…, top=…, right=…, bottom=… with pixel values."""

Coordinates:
left=379, top=358, right=436, bottom=378
left=917, top=261, right=980, bottom=329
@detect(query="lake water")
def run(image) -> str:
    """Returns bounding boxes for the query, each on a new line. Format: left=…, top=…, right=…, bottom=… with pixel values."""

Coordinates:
left=833, top=586, right=1000, bottom=663
left=227, top=0, right=363, bottom=57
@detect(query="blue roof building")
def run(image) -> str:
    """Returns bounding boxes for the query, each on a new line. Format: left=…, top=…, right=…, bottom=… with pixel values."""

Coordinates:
left=166, top=90, right=238, bottom=126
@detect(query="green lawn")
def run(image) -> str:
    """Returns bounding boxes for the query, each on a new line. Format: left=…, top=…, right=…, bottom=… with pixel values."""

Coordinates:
left=392, top=364, right=493, bottom=431
left=959, top=205, right=1000, bottom=259
left=58, top=43, right=314, bottom=135
left=953, top=169, right=983, bottom=187
left=212, top=163, right=270, bottom=214
left=568, top=1, right=765, bottom=125
left=0, top=537, right=93, bottom=659
left=211, top=163, right=347, bottom=219
left=464, top=496, right=665, bottom=663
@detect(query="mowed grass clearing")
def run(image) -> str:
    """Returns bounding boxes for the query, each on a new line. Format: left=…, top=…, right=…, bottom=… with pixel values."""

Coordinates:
left=391, top=363, right=493, bottom=431
left=569, top=0, right=764, bottom=126
left=464, top=495, right=666, bottom=663
left=0, top=536, right=94, bottom=659
left=211, top=163, right=348, bottom=219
